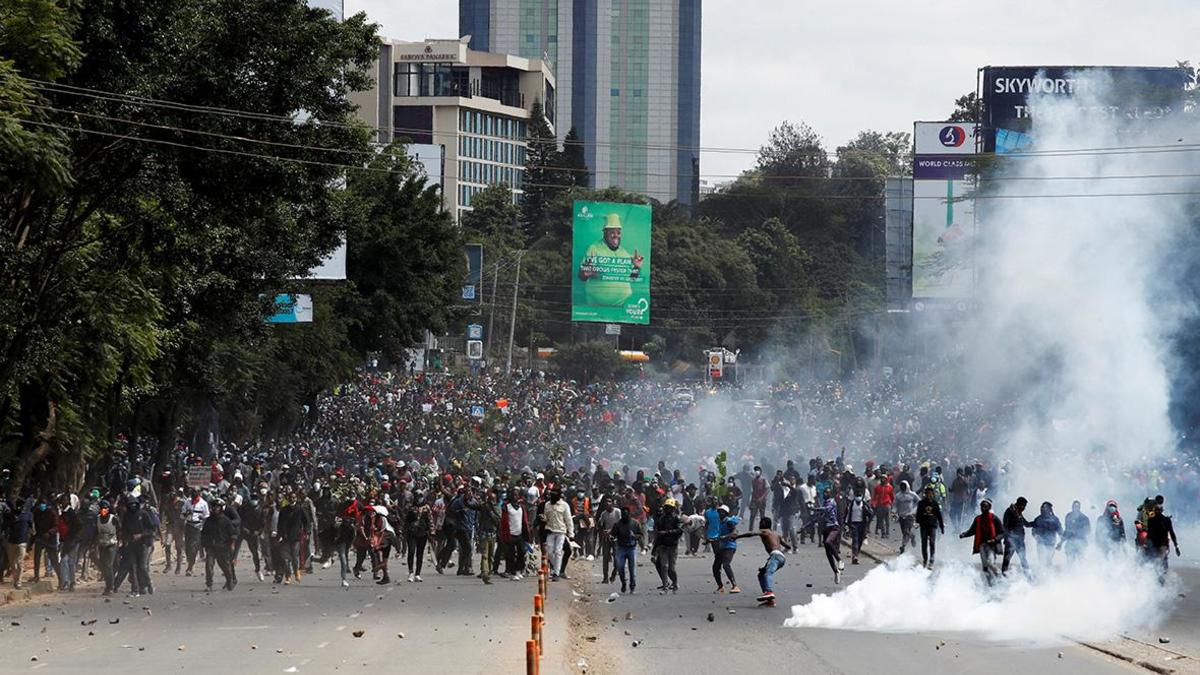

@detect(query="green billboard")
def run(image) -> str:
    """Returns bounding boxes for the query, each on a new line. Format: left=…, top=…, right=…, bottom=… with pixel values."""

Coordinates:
left=571, top=200, right=652, bottom=324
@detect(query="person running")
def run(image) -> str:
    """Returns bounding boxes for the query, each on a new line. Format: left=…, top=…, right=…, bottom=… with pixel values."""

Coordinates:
left=893, top=480, right=919, bottom=555
left=1001, top=497, right=1032, bottom=576
left=1144, top=502, right=1180, bottom=584
left=652, top=498, right=683, bottom=592
left=1030, top=501, right=1063, bottom=567
left=597, top=498, right=622, bottom=583
left=916, top=485, right=945, bottom=568
left=726, top=517, right=792, bottom=606
left=960, top=498, right=1004, bottom=585
left=710, top=504, right=742, bottom=594
left=844, top=492, right=872, bottom=565
left=802, top=491, right=844, bottom=584
left=609, top=505, right=642, bottom=594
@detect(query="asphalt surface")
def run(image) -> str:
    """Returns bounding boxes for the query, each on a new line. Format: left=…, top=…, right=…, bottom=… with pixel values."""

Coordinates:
left=566, top=538, right=1158, bottom=675
left=0, top=540, right=1193, bottom=674
left=0, top=549, right=568, bottom=674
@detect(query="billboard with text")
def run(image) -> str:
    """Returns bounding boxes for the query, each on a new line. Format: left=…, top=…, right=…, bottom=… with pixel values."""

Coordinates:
left=571, top=201, right=652, bottom=324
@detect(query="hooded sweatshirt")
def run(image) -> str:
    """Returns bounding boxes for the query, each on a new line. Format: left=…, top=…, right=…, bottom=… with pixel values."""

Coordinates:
left=893, top=482, right=919, bottom=518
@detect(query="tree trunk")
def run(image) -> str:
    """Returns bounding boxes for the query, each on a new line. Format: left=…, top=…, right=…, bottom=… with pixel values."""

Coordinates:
left=8, top=399, right=57, bottom=499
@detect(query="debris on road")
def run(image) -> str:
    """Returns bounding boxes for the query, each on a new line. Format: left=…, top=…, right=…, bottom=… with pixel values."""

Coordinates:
left=706, top=613, right=714, bottom=622
left=1159, top=637, right=1171, bottom=644
left=352, top=630, right=365, bottom=638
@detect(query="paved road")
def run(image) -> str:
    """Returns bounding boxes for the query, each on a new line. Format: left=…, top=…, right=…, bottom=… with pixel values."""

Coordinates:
left=0, top=551, right=567, bottom=674
left=1, top=541, right=1193, bottom=674
left=565, top=539, right=1161, bottom=675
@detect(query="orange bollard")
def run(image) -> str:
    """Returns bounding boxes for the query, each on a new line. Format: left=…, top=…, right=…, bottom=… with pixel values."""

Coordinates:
left=531, top=614, right=541, bottom=651
left=537, top=615, right=544, bottom=656
left=534, top=593, right=543, bottom=616
left=526, top=639, right=539, bottom=675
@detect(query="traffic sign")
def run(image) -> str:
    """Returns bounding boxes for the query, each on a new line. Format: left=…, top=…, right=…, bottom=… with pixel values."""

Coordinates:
left=467, top=323, right=484, bottom=340
left=466, top=340, right=484, bottom=360
left=470, top=405, right=485, bottom=418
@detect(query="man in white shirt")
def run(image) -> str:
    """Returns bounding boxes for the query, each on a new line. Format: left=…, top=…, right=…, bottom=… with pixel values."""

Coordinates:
left=180, top=490, right=210, bottom=576
left=542, top=490, right=574, bottom=581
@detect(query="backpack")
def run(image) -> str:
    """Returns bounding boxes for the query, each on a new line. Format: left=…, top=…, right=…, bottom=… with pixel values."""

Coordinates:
left=143, top=507, right=161, bottom=539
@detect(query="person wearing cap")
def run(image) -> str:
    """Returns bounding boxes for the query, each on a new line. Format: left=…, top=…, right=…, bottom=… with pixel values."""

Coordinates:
left=577, top=212, right=645, bottom=307
left=961, top=498, right=1004, bottom=584
left=710, top=504, right=742, bottom=594
left=652, top=498, right=682, bottom=592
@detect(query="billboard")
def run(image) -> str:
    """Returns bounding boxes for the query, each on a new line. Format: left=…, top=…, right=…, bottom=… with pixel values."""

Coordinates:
left=912, top=122, right=977, bottom=300
left=571, top=201, right=652, bottom=324
left=265, top=294, right=314, bottom=323
left=980, top=66, right=1189, bottom=151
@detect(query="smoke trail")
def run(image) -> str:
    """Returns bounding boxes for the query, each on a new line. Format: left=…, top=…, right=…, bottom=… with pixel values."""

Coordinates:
left=785, top=72, right=1195, bottom=641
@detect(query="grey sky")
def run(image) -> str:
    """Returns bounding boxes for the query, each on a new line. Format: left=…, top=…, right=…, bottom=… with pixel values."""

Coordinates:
left=346, top=0, right=1195, bottom=180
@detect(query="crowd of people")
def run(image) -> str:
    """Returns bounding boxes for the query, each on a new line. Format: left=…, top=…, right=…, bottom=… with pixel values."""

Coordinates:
left=0, top=368, right=1193, bottom=605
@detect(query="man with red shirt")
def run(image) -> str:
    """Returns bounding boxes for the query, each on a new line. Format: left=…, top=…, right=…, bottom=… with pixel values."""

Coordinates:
left=872, top=474, right=894, bottom=539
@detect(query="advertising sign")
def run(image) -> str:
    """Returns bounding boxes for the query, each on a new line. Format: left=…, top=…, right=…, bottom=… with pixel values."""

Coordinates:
left=980, top=66, right=1189, bottom=151
left=912, top=122, right=977, bottom=300
left=707, top=351, right=724, bottom=379
left=265, top=294, right=314, bottom=323
left=571, top=201, right=652, bottom=324
left=466, top=340, right=484, bottom=360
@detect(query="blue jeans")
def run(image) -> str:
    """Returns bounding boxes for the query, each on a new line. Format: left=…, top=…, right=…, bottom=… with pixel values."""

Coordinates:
left=757, top=550, right=786, bottom=593
left=615, top=545, right=637, bottom=590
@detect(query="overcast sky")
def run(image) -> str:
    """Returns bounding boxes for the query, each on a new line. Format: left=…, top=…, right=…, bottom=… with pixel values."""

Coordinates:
left=346, top=0, right=1195, bottom=180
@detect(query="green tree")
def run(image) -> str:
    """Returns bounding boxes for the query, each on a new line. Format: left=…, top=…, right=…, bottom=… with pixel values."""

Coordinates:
left=756, top=121, right=830, bottom=180
left=460, top=183, right=523, bottom=257
left=344, top=145, right=464, bottom=361
left=948, top=91, right=981, bottom=122
left=0, top=0, right=381, bottom=487
left=520, top=100, right=562, bottom=240
left=553, top=340, right=623, bottom=384
left=557, top=126, right=589, bottom=188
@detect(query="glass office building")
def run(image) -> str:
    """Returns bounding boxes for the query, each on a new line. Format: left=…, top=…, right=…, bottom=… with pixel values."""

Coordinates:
left=460, top=0, right=700, bottom=205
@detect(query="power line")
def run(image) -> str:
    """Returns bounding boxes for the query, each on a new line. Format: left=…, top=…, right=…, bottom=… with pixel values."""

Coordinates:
left=17, top=117, right=1200, bottom=203
left=20, top=97, right=1200, bottom=192
left=26, top=78, right=1200, bottom=163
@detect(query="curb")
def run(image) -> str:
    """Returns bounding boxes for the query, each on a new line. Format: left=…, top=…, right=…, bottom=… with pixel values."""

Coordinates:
left=1076, top=641, right=1179, bottom=675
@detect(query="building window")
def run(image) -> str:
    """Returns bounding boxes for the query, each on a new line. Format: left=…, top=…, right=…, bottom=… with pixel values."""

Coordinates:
left=611, top=88, right=620, bottom=97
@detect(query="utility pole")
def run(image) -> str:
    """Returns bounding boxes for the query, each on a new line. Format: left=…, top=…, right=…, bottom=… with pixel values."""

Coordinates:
left=505, top=250, right=525, bottom=377
left=486, top=260, right=499, bottom=363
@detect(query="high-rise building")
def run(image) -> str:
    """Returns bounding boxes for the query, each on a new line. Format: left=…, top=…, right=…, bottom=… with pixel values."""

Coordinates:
left=460, top=0, right=700, bottom=205
left=351, top=38, right=556, bottom=221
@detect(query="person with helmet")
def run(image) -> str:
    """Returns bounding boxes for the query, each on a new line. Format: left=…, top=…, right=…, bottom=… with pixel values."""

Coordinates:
left=651, top=498, right=683, bottom=592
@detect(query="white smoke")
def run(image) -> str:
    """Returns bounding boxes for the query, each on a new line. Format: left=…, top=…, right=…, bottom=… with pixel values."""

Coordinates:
left=785, top=552, right=1172, bottom=643
left=785, top=71, right=1195, bottom=641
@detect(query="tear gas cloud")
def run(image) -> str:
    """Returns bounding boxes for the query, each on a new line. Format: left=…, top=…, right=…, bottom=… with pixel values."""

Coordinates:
left=785, top=72, right=1197, bottom=642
